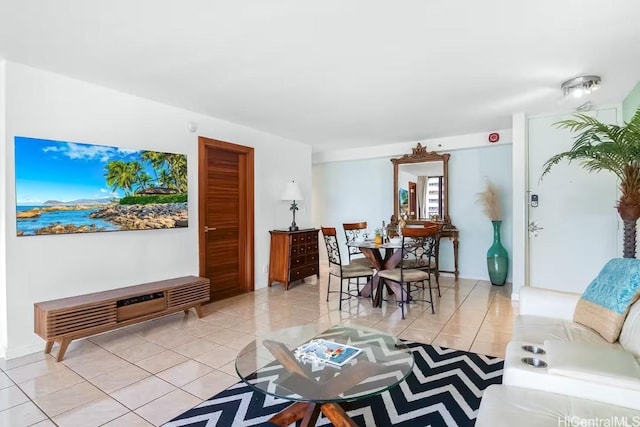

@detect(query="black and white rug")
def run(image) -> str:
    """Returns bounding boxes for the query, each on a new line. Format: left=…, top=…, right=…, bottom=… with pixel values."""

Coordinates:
left=165, top=341, right=503, bottom=427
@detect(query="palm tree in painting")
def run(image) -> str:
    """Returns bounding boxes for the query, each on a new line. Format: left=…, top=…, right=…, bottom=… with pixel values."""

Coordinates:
left=140, top=151, right=166, bottom=182
left=135, top=171, right=154, bottom=191
left=105, top=160, right=142, bottom=196
left=166, top=153, right=188, bottom=192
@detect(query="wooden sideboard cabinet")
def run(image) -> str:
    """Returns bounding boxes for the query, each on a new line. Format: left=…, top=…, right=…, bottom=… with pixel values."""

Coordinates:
left=34, top=276, right=209, bottom=361
left=268, top=229, right=320, bottom=290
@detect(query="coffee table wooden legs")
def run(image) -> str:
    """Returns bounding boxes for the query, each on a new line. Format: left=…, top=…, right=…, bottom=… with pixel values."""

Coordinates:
left=321, top=403, right=358, bottom=427
left=269, top=401, right=356, bottom=427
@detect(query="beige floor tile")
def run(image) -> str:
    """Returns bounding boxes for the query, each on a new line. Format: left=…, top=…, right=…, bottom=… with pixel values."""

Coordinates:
left=0, top=372, right=14, bottom=390
left=134, top=350, right=188, bottom=374
left=398, top=328, right=438, bottom=344
left=52, top=395, right=128, bottom=427
left=0, top=351, right=51, bottom=371
left=111, top=376, right=176, bottom=410
left=61, top=346, right=113, bottom=368
left=181, top=322, right=224, bottom=338
left=470, top=340, right=509, bottom=358
left=406, top=319, right=447, bottom=334
left=0, top=386, right=29, bottom=411
left=142, top=330, right=198, bottom=349
left=475, top=328, right=512, bottom=344
left=56, top=340, right=104, bottom=364
left=102, top=411, right=154, bottom=427
left=5, top=358, right=67, bottom=384
left=33, top=381, right=105, bottom=417
left=111, top=340, right=166, bottom=363
left=201, top=328, right=242, bottom=345
left=432, top=333, right=474, bottom=351
left=156, top=360, right=213, bottom=387
left=173, top=338, right=221, bottom=358
left=19, top=368, right=84, bottom=399
left=194, top=346, right=238, bottom=369
left=90, top=364, right=151, bottom=393
left=66, top=353, right=131, bottom=379
left=218, top=361, right=239, bottom=376
left=224, top=333, right=257, bottom=351
left=181, top=370, right=238, bottom=399
left=440, top=323, right=480, bottom=338
left=0, top=400, right=47, bottom=426
left=135, top=389, right=202, bottom=426
left=91, top=333, right=149, bottom=354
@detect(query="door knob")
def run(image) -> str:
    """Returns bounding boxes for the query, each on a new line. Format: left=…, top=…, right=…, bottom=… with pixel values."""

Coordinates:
left=204, top=226, right=217, bottom=233
left=528, top=221, right=544, bottom=236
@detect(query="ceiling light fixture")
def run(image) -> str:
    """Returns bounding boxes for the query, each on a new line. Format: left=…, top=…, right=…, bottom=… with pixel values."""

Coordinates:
left=561, top=75, right=601, bottom=98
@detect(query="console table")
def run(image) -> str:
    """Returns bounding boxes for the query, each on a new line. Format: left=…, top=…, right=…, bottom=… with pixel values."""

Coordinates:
left=34, top=276, right=209, bottom=361
left=268, top=229, right=319, bottom=290
left=439, top=225, right=459, bottom=279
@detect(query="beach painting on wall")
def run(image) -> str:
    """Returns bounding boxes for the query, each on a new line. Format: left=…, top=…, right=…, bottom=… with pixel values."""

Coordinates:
left=15, top=136, right=188, bottom=236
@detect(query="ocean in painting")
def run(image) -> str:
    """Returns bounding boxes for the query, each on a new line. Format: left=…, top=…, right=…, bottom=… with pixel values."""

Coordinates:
left=14, top=136, right=188, bottom=236
left=16, top=205, right=120, bottom=236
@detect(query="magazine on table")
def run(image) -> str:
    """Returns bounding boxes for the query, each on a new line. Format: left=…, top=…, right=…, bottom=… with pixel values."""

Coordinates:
left=294, top=339, right=362, bottom=367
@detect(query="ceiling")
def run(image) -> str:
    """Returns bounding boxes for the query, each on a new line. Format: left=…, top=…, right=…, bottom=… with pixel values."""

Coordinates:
left=1, top=1, right=640, bottom=153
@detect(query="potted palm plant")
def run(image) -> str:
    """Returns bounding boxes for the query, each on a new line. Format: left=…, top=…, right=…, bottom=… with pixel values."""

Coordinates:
left=541, top=108, right=640, bottom=258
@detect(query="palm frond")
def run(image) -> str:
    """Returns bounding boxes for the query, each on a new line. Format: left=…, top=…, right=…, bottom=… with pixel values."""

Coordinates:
left=541, top=109, right=640, bottom=183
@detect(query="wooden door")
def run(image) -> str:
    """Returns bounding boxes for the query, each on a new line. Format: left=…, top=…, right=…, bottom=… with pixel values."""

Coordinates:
left=199, top=138, right=254, bottom=301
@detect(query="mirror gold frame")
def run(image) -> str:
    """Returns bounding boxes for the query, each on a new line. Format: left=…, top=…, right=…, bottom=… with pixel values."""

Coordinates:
left=392, top=143, right=450, bottom=224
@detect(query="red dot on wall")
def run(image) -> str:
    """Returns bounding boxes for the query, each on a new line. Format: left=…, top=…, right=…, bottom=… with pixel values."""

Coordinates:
left=488, top=132, right=500, bottom=143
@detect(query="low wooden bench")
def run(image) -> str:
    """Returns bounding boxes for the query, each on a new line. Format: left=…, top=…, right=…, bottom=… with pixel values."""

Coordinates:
left=34, top=275, right=210, bottom=362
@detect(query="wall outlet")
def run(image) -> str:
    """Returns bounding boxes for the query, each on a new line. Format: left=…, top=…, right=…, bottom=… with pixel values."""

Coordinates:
left=262, top=264, right=268, bottom=273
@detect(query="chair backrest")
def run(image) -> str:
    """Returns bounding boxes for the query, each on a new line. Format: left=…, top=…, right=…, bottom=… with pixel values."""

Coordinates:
left=400, top=225, right=440, bottom=268
left=342, top=221, right=367, bottom=259
left=321, top=226, right=343, bottom=267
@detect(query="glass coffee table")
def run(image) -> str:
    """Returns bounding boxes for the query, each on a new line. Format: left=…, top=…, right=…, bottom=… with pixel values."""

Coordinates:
left=235, top=324, right=414, bottom=427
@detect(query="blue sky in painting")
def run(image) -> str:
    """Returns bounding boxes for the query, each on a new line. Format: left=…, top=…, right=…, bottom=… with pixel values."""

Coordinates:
left=14, top=136, right=149, bottom=205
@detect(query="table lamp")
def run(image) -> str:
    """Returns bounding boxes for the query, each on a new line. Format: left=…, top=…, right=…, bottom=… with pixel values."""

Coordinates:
left=281, top=180, right=303, bottom=231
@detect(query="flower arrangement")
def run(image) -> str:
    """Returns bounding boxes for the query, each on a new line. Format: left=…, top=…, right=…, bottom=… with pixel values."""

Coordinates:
left=477, top=179, right=501, bottom=221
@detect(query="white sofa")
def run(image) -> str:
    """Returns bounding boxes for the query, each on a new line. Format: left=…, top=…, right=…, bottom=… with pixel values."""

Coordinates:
left=477, top=286, right=640, bottom=425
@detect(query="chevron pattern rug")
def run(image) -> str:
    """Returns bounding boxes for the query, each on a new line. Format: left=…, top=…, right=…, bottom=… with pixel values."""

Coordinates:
left=166, top=341, right=503, bottom=427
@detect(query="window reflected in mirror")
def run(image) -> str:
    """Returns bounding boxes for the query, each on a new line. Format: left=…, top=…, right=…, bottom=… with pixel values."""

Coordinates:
left=398, top=162, right=444, bottom=220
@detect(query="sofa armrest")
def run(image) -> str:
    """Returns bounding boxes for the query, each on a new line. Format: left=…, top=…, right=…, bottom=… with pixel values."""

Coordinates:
left=519, top=287, right=580, bottom=320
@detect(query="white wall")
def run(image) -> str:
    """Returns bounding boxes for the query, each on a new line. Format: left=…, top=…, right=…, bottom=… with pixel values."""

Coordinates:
left=312, top=133, right=513, bottom=282
left=2, top=61, right=312, bottom=359
left=0, top=60, right=7, bottom=357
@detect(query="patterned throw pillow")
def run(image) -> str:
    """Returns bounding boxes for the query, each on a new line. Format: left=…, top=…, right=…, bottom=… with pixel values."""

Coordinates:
left=574, top=258, right=640, bottom=343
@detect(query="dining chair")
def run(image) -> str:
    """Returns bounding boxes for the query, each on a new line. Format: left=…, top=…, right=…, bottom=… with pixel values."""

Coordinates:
left=342, top=221, right=371, bottom=267
left=321, top=227, right=375, bottom=310
left=401, top=223, right=442, bottom=296
left=378, top=226, right=438, bottom=319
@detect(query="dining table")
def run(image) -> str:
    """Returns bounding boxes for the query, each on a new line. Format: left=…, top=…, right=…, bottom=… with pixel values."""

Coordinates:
left=348, top=239, right=405, bottom=307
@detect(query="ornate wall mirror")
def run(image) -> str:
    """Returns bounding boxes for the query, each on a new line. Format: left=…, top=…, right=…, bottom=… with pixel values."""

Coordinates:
left=392, top=143, right=450, bottom=224
left=389, top=143, right=460, bottom=279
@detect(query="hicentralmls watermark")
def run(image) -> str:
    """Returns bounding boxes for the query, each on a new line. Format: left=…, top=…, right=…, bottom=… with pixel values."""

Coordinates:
left=558, top=417, right=640, bottom=427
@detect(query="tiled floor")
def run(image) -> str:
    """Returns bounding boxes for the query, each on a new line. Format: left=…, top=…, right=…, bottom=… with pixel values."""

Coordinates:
left=0, top=271, right=517, bottom=426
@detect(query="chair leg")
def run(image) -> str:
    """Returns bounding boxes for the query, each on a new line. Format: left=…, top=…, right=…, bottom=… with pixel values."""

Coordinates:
left=400, top=282, right=405, bottom=319
left=326, top=275, right=331, bottom=302
left=428, top=277, right=435, bottom=314
left=436, top=272, right=441, bottom=297
left=339, top=278, right=343, bottom=311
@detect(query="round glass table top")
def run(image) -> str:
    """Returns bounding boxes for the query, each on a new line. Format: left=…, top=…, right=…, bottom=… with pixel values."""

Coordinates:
left=235, top=324, right=414, bottom=403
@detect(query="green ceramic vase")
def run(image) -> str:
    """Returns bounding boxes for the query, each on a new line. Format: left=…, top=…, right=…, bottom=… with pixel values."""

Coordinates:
left=487, top=220, right=508, bottom=286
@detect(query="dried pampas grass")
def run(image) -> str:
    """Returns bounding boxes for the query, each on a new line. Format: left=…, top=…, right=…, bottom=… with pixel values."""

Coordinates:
left=477, top=180, right=501, bottom=221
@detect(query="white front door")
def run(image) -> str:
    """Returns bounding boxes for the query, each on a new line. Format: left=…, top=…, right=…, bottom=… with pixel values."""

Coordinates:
left=527, top=107, right=619, bottom=293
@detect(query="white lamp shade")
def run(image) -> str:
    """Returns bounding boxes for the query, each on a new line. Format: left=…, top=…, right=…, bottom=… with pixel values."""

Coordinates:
left=281, top=181, right=303, bottom=201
